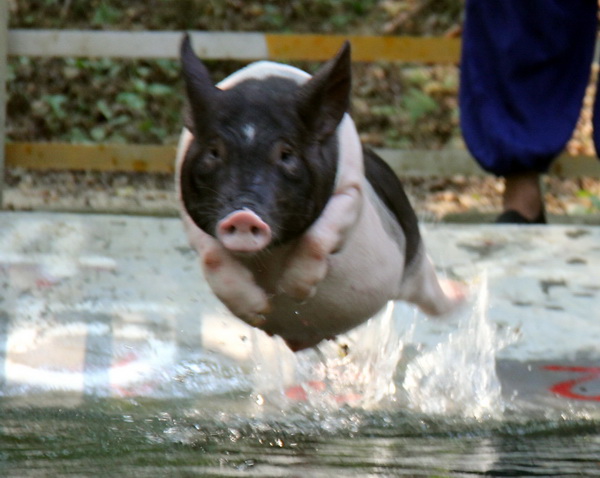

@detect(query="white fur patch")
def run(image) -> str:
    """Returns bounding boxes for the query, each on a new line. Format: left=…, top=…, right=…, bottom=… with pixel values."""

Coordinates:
left=242, top=124, right=256, bottom=143
left=217, top=61, right=311, bottom=90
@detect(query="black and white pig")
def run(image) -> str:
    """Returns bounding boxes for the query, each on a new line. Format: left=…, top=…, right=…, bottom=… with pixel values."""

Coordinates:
left=176, top=34, right=464, bottom=352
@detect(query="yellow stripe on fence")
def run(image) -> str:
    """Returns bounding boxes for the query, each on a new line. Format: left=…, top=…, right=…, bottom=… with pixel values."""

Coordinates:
left=6, top=143, right=177, bottom=174
left=265, top=34, right=461, bottom=63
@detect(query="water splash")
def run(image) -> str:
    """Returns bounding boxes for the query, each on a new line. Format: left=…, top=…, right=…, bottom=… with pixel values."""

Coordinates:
left=296, top=301, right=416, bottom=410
left=402, top=274, right=516, bottom=419
left=246, top=273, right=516, bottom=422
left=248, top=301, right=416, bottom=413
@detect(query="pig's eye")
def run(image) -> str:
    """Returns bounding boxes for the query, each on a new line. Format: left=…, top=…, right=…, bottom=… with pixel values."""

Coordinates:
left=198, top=144, right=222, bottom=174
left=280, top=147, right=294, bottom=163
left=207, top=146, right=220, bottom=161
left=277, top=144, right=302, bottom=178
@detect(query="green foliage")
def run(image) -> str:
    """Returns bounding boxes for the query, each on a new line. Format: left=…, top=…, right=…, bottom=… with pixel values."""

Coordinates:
left=42, top=94, right=68, bottom=119
left=6, top=0, right=463, bottom=149
left=9, top=0, right=393, bottom=33
left=116, top=92, right=146, bottom=111
left=402, top=89, right=439, bottom=123
left=7, top=56, right=184, bottom=144
left=92, top=2, right=121, bottom=26
left=576, top=189, right=600, bottom=212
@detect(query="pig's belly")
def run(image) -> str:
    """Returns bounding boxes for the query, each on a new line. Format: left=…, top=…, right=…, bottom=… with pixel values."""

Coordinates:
left=261, top=238, right=405, bottom=351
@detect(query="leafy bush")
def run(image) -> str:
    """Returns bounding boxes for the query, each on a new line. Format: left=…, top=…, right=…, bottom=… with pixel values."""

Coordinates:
left=7, top=0, right=462, bottom=149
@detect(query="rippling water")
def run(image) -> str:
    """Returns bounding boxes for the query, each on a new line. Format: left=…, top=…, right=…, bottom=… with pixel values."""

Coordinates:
left=3, top=397, right=600, bottom=477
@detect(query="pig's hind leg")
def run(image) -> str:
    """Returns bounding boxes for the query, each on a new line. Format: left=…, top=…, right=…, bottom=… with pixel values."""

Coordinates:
left=399, top=252, right=465, bottom=317
left=361, top=149, right=464, bottom=316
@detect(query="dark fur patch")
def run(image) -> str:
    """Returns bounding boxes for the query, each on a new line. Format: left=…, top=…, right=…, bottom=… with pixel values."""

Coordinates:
left=180, top=75, right=339, bottom=247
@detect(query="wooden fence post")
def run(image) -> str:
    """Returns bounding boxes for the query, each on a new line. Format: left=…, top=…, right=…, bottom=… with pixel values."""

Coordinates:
left=0, top=2, right=8, bottom=207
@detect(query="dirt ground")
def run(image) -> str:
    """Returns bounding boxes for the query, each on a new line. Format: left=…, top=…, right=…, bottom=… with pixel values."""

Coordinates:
left=5, top=169, right=600, bottom=225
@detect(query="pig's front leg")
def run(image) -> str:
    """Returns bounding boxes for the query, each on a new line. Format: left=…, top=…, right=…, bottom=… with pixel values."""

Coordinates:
left=188, top=222, right=271, bottom=326
left=279, top=184, right=362, bottom=300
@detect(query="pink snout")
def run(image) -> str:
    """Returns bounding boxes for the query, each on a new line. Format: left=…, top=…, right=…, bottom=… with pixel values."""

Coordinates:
left=216, top=209, right=272, bottom=253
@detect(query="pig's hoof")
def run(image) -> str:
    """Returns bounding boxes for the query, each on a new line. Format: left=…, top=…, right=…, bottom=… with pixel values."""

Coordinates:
left=220, top=291, right=271, bottom=325
left=440, top=278, right=466, bottom=304
left=278, top=279, right=317, bottom=302
left=418, top=278, right=467, bottom=317
left=244, top=313, right=268, bottom=328
left=279, top=259, right=327, bottom=301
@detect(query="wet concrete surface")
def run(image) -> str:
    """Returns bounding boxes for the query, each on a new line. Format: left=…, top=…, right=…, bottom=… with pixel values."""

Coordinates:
left=0, top=212, right=599, bottom=411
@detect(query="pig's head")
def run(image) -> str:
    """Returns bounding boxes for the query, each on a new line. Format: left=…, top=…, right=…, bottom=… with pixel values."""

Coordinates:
left=179, top=34, right=351, bottom=255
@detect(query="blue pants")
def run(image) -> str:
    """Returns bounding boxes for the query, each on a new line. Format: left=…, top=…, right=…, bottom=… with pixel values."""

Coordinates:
left=459, top=0, right=598, bottom=176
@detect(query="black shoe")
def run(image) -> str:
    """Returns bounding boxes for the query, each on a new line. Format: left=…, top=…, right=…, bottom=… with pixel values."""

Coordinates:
left=495, top=209, right=547, bottom=224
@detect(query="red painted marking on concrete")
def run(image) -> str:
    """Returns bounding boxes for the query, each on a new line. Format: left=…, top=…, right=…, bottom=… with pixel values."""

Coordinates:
left=543, top=365, right=600, bottom=401
left=544, top=365, right=600, bottom=373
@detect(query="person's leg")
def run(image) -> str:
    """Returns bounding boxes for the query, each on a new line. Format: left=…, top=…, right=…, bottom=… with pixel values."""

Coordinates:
left=499, top=172, right=545, bottom=223
left=591, top=45, right=600, bottom=156
left=460, top=0, right=597, bottom=222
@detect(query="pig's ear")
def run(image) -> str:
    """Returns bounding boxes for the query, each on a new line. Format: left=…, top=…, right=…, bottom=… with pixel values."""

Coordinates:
left=297, top=41, right=352, bottom=140
left=180, top=33, right=220, bottom=134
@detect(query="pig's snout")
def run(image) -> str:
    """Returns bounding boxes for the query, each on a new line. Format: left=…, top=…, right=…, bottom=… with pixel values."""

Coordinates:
left=216, top=210, right=272, bottom=253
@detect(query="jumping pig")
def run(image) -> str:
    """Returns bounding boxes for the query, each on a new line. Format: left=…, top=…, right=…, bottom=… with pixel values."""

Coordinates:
left=176, top=34, right=463, bottom=352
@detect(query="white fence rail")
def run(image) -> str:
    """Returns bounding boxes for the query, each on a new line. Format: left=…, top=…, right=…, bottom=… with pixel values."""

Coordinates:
left=8, top=29, right=267, bottom=60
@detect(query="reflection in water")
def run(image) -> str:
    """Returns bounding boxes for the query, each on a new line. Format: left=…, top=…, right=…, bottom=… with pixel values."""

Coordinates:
left=3, top=400, right=600, bottom=477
